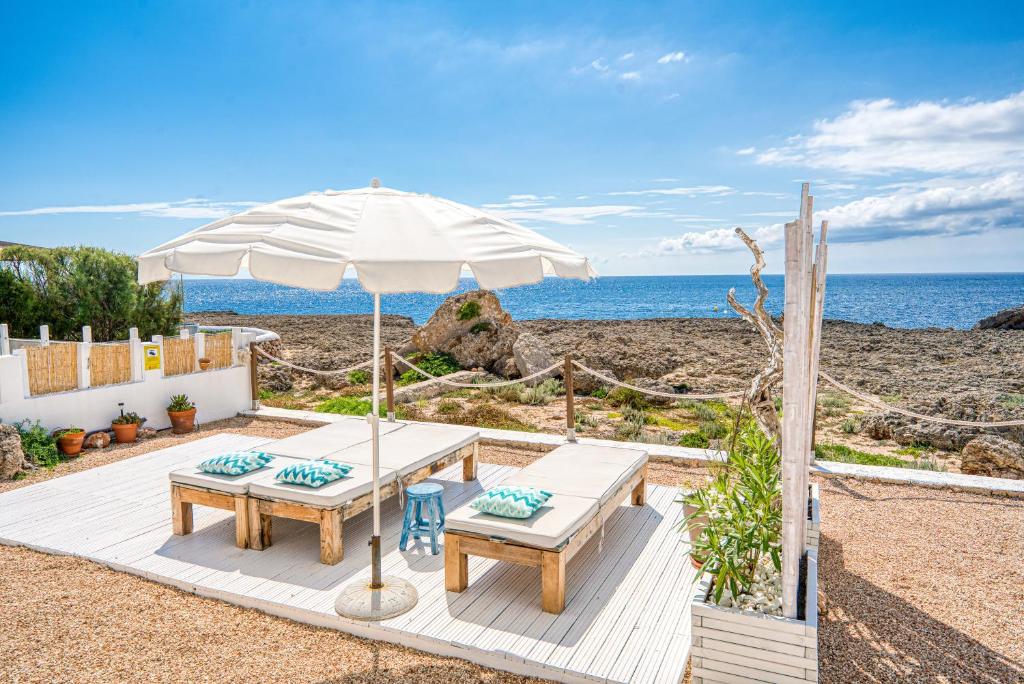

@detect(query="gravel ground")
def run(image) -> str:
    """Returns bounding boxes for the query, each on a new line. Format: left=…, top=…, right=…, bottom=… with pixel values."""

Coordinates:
left=1, top=422, right=1022, bottom=683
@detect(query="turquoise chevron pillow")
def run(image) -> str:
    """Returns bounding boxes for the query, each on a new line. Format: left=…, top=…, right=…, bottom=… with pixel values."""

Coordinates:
left=198, top=451, right=273, bottom=476
left=470, top=486, right=553, bottom=519
left=275, top=461, right=353, bottom=488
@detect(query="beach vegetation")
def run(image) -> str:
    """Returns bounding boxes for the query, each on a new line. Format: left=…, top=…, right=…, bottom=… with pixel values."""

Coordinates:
left=818, top=392, right=851, bottom=417
left=606, top=387, right=649, bottom=411
left=589, top=386, right=609, bottom=399
left=699, top=419, right=728, bottom=440
left=574, top=411, right=598, bottom=433
left=398, top=352, right=461, bottom=385
left=679, top=431, right=711, bottom=449
left=315, top=396, right=407, bottom=419
left=440, top=404, right=535, bottom=432
left=815, top=442, right=946, bottom=471
left=840, top=417, right=860, bottom=434
left=518, top=378, right=564, bottom=405
left=0, top=245, right=182, bottom=340
left=258, top=389, right=305, bottom=411
left=469, top=321, right=491, bottom=334
left=456, top=300, right=482, bottom=321
left=16, top=420, right=61, bottom=467
left=347, top=369, right=370, bottom=385
left=436, top=399, right=462, bottom=415
left=1000, top=393, right=1024, bottom=409
left=479, top=382, right=525, bottom=403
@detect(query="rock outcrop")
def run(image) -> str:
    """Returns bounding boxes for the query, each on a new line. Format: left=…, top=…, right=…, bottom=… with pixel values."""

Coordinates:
left=512, top=332, right=556, bottom=384
left=0, top=424, right=25, bottom=480
left=975, top=305, right=1024, bottom=330
left=861, top=393, right=1024, bottom=451
left=84, top=432, right=111, bottom=449
left=961, top=435, right=1024, bottom=479
left=404, top=290, right=522, bottom=375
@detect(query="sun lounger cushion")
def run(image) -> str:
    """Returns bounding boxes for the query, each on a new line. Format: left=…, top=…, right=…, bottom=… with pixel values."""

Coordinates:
left=274, top=460, right=354, bottom=488
left=247, top=463, right=398, bottom=507
left=262, top=418, right=406, bottom=460
left=169, top=455, right=307, bottom=495
left=197, top=451, right=273, bottom=476
left=324, top=423, right=479, bottom=475
left=470, top=486, right=553, bottom=519
left=446, top=493, right=598, bottom=549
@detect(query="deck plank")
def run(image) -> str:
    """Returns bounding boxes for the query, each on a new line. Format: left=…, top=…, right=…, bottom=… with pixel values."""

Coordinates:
left=0, top=433, right=692, bottom=684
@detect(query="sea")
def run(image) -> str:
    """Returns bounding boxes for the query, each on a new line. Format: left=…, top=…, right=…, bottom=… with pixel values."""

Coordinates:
left=182, top=273, right=1024, bottom=330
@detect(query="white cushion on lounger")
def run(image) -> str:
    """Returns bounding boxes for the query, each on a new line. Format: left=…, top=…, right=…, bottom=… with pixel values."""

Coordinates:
left=445, top=493, right=598, bottom=550
left=530, top=443, right=647, bottom=473
left=262, top=419, right=406, bottom=460
left=169, top=456, right=307, bottom=495
left=503, top=443, right=647, bottom=504
left=247, top=463, right=398, bottom=508
left=324, top=423, right=479, bottom=475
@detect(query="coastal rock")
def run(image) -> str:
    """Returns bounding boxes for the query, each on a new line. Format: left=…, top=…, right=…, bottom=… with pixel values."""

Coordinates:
left=138, top=427, right=158, bottom=440
left=629, top=377, right=676, bottom=407
left=259, top=363, right=294, bottom=393
left=408, top=290, right=521, bottom=375
left=0, top=424, right=25, bottom=480
left=513, top=333, right=556, bottom=385
left=573, top=367, right=616, bottom=395
left=861, top=394, right=1024, bottom=451
left=84, top=432, right=111, bottom=449
left=975, top=305, right=1024, bottom=330
left=961, top=436, right=1024, bottom=479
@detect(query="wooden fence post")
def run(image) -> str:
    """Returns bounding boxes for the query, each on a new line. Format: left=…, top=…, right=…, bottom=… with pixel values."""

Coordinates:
left=78, top=325, right=92, bottom=390
left=385, top=347, right=395, bottom=422
left=0, top=323, right=9, bottom=356
left=564, top=354, right=576, bottom=443
left=249, top=341, right=259, bottom=410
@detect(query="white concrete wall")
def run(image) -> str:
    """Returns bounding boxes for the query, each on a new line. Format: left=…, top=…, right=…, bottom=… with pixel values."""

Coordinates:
left=0, top=365, right=251, bottom=432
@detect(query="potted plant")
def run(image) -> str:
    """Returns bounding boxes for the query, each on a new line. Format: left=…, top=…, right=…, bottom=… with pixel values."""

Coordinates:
left=55, top=427, right=86, bottom=457
left=198, top=357, right=213, bottom=371
left=167, top=394, right=197, bottom=434
left=111, top=409, right=144, bottom=444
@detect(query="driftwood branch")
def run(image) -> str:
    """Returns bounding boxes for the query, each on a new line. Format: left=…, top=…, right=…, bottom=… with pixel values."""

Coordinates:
left=727, top=227, right=783, bottom=445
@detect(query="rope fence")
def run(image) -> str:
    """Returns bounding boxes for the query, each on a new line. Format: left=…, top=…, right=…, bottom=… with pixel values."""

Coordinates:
left=254, top=345, right=379, bottom=376
left=571, top=361, right=746, bottom=401
left=391, top=353, right=561, bottom=388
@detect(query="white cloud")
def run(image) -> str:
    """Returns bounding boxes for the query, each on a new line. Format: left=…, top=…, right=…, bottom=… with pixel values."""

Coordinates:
left=619, top=71, right=641, bottom=81
left=736, top=146, right=756, bottom=156
left=608, top=185, right=734, bottom=197
left=0, top=198, right=260, bottom=219
left=756, top=91, right=1024, bottom=174
left=487, top=204, right=641, bottom=226
left=590, top=58, right=610, bottom=74
left=619, top=52, right=635, bottom=61
left=657, top=51, right=687, bottom=64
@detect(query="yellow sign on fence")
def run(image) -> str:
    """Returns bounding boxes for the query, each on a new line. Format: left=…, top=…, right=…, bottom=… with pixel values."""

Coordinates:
left=144, top=343, right=161, bottom=371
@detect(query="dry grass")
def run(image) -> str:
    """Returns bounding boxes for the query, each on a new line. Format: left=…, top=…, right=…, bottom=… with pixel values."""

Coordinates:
left=1, top=421, right=1021, bottom=683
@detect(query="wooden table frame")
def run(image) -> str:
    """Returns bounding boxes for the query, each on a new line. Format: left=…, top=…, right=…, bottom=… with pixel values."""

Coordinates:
left=248, top=441, right=478, bottom=565
left=445, top=463, right=647, bottom=614
left=171, top=484, right=249, bottom=549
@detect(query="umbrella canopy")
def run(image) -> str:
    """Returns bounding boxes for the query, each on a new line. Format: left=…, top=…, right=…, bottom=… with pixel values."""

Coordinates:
left=138, top=180, right=595, bottom=620
left=138, top=182, right=596, bottom=293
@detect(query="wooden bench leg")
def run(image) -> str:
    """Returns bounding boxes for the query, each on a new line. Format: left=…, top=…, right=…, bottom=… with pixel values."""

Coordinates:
left=632, top=475, right=647, bottom=506
left=463, top=443, right=478, bottom=481
left=445, top=533, right=468, bottom=592
left=541, top=551, right=566, bottom=614
left=319, top=508, right=343, bottom=565
left=247, top=498, right=271, bottom=550
left=233, top=495, right=249, bottom=549
left=171, top=485, right=193, bottom=536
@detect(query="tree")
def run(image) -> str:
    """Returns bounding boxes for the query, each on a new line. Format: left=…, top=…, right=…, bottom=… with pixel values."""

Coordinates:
left=0, top=245, right=182, bottom=341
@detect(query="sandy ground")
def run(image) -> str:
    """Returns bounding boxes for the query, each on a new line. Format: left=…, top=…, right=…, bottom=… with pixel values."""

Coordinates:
left=2, top=420, right=1022, bottom=683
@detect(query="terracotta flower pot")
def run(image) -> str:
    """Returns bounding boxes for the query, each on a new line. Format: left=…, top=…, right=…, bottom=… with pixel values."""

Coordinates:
left=198, top=357, right=212, bottom=371
left=683, top=502, right=709, bottom=569
left=111, top=422, right=139, bottom=444
left=167, top=408, right=197, bottom=434
left=58, top=432, right=86, bottom=457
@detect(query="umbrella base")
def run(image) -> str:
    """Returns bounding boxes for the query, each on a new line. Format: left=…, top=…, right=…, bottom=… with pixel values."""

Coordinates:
left=334, top=575, right=418, bottom=621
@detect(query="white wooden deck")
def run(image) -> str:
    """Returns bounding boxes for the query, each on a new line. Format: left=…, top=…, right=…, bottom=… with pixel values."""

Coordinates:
left=0, top=433, right=695, bottom=684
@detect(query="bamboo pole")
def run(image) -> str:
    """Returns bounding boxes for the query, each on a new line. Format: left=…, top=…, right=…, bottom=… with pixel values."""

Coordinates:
left=564, top=354, right=576, bottom=442
left=385, top=347, right=395, bottom=422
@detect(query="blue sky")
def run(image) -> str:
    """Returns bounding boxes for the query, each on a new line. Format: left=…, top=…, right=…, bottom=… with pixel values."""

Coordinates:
left=1, top=1, right=1023, bottom=275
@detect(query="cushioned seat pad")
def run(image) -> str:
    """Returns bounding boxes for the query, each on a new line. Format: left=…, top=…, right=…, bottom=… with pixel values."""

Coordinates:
left=247, top=462, right=398, bottom=507
left=323, top=423, right=479, bottom=475
left=445, top=493, right=598, bottom=549
left=262, top=418, right=406, bottom=460
left=169, top=455, right=307, bottom=495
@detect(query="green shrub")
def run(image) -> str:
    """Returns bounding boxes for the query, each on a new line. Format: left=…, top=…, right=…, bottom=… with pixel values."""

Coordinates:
left=456, top=300, right=482, bottom=321
left=1000, top=393, right=1024, bottom=409
left=316, top=396, right=377, bottom=416
left=399, top=352, right=461, bottom=384
left=607, top=387, right=649, bottom=410
left=840, top=417, right=860, bottom=434
left=814, top=442, right=942, bottom=471
left=691, top=403, right=719, bottom=422
left=679, top=431, right=710, bottom=449
left=436, top=399, right=462, bottom=415
left=699, top=420, right=728, bottom=440
left=347, top=369, right=370, bottom=385
left=16, top=420, right=60, bottom=467
left=442, top=404, right=535, bottom=432
left=574, top=411, right=598, bottom=433
left=680, top=427, right=782, bottom=601
left=469, top=321, right=492, bottom=334
left=519, top=378, right=564, bottom=406
left=590, top=386, right=609, bottom=400
left=480, top=382, right=526, bottom=402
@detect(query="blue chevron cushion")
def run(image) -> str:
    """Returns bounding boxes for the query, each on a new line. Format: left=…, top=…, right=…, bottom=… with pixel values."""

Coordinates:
left=275, top=460, right=354, bottom=488
left=198, top=451, right=273, bottom=476
left=470, top=486, right=553, bottom=519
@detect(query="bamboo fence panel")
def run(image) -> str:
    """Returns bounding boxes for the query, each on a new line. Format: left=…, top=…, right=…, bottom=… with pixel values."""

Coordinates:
left=203, top=332, right=233, bottom=369
left=90, top=342, right=132, bottom=386
left=163, top=337, right=196, bottom=376
left=25, top=342, right=78, bottom=395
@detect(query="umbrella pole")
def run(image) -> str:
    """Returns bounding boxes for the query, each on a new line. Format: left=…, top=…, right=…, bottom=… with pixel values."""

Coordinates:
left=370, top=293, right=383, bottom=589
left=334, top=292, right=418, bottom=620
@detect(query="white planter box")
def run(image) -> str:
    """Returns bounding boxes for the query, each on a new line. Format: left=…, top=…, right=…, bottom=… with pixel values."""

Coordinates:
left=806, top=483, right=820, bottom=550
left=690, top=546, right=819, bottom=684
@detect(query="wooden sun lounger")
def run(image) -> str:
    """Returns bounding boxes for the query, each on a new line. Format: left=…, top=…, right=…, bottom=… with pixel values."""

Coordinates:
left=443, top=443, right=648, bottom=614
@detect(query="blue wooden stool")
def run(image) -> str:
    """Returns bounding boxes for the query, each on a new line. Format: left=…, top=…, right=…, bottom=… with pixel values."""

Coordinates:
left=399, top=482, right=445, bottom=555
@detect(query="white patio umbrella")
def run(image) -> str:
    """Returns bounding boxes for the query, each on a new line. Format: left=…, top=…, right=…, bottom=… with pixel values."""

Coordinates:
left=138, top=179, right=596, bottom=619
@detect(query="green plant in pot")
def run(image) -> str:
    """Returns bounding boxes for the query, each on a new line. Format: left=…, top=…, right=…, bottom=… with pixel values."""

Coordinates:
left=111, top=404, right=145, bottom=444
left=167, top=394, right=197, bottom=434
left=678, top=426, right=782, bottom=612
left=55, top=426, right=86, bottom=457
